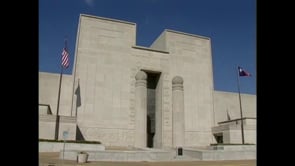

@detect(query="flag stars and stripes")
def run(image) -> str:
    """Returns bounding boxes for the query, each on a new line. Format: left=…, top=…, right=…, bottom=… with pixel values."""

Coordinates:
left=62, top=47, right=69, bottom=68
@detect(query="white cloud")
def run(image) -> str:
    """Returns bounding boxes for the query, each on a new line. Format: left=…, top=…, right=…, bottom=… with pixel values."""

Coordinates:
left=84, top=0, right=94, bottom=7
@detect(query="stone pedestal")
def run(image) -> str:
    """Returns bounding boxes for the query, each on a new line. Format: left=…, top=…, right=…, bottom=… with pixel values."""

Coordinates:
left=77, top=153, right=88, bottom=163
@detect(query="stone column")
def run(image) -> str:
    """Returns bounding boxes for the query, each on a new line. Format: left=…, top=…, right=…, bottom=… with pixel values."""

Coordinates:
left=134, top=71, right=147, bottom=147
left=172, top=76, right=184, bottom=147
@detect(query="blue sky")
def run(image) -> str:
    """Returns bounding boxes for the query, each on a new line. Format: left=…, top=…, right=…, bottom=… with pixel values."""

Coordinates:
left=39, top=0, right=256, bottom=94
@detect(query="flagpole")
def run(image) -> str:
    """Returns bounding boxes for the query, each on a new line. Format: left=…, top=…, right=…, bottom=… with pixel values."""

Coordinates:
left=55, top=38, right=68, bottom=140
left=237, top=66, right=245, bottom=144
left=55, top=66, right=64, bottom=140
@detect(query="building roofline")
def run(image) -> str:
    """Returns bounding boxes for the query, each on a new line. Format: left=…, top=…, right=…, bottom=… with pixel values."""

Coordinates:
left=80, top=14, right=136, bottom=26
left=39, top=71, right=72, bottom=76
left=214, top=90, right=256, bottom=96
left=165, top=29, right=210, bottom=40
left=132, top=45, right=169, bottom=54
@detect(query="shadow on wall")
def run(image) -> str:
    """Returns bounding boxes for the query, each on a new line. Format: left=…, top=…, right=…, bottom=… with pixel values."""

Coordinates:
left=76, top=126, right=85, bottom=141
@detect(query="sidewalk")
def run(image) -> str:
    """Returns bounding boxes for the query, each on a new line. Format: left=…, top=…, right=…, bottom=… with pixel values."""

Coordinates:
left=39, top=152, right=256, bottom=166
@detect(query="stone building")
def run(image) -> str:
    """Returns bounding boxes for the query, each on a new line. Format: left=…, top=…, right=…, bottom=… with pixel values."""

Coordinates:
left=39, top=14, right=256, bottom=148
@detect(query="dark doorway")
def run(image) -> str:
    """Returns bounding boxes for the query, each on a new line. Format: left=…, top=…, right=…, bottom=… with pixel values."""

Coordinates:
left=147, top=115, right=154, bottom=147
left=145, top=71, right=160, bottom=148
left=214, top=133, right=223, bottom=144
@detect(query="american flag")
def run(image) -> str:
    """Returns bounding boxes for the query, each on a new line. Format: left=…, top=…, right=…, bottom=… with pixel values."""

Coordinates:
left=61, top=46, right=69, bottom=68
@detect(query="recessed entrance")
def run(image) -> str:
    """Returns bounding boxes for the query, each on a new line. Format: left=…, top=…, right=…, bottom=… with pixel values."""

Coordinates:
left=144, top=71, right=161, bottom=148
left=214, top=133, right=223, bottom=144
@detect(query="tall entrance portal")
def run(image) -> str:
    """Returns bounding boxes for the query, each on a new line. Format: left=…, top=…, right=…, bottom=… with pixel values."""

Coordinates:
left=146, top=71, right=161, bottom=148
left=134, top=70, right=162, bottom=148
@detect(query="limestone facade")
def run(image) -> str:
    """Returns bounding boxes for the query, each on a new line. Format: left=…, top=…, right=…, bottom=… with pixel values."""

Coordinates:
left=39, top=14, right=256, bottom=147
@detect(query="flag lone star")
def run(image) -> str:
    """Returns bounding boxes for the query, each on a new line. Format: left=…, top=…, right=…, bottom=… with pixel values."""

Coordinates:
left=238, top=66, right=251, bottom=77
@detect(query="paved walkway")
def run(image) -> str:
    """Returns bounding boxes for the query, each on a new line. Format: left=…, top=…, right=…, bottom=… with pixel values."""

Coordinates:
left=39, top=152, right=256, bottom=166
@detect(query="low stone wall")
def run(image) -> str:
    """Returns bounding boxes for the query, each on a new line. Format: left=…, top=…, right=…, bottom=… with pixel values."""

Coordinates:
left=41, top=143, right=256, bottom=161
left=183, top=146, right=256, bottom=160
left=61, top=149, right=175, bottom=161
left=202, top=150, right=255, bottom=160
left=39, top=115, right=77, bottom=140
left=39, top=142, right=105, bottom=152
left=59, top=146, right=255, bottom=161
left=208, top=144, right=256, bottom=150
left=210, top=145, right=256, bottom=150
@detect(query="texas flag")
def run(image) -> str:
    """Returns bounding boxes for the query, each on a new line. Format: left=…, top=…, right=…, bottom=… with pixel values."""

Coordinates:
left=238, top=66, right=251, bottom=76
